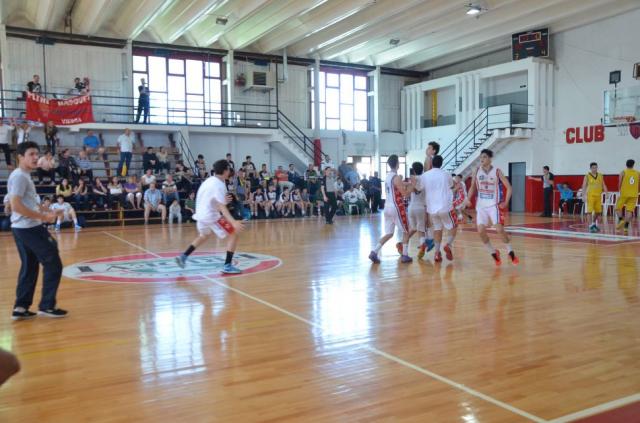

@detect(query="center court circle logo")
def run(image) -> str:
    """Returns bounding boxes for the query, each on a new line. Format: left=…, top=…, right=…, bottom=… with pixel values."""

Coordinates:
left=62, top=251, right=282, bottom=284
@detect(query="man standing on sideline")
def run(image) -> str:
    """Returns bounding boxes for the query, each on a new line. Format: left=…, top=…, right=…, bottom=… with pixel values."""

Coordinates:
left=541, top=166, right=554, bottom=217
left=368, top=172, right=382, bottom=213
left=117, top=128, right=135, bottom=176
left=176, top=160, right=244, bottom=274
left=321, top=167, right=338, bottom=224
left=7, top=141, right=67, bottom=320
left=136, top=78, right=150, bottom=124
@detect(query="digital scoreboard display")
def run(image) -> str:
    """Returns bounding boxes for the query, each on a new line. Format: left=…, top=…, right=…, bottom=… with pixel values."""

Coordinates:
left=512, top=28, right=549, bottom=61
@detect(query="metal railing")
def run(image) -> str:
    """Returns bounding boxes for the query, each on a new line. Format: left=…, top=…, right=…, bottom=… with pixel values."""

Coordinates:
left=0, top=89, right=279, bottom=128
left=441, top=103, right=534, bottom=171
left=277, top=110, right=326, bottom=163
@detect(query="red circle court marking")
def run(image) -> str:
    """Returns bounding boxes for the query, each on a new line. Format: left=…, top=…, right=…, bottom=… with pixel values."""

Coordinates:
left=63, top=251, right=282, bottom=284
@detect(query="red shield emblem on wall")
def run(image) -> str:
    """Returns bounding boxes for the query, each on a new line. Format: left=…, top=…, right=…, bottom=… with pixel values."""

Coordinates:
left=630, top=123, right=640, bottom=140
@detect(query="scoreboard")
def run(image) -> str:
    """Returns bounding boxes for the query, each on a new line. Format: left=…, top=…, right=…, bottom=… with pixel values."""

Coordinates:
left=512, top=28, right=549, bottom=61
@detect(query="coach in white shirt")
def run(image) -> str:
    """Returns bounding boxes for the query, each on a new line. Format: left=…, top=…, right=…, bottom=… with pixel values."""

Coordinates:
left=420, top=154, right=457, bottom=262
left=117, top=128, right=135, bottom=176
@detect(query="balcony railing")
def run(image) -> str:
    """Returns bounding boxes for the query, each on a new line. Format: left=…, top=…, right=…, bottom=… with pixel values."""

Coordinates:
left=0, top=89, right=279, bottom=129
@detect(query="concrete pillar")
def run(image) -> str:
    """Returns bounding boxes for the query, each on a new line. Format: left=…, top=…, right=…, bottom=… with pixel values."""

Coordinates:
left=0, top=24, right=11, bottom=94
left=371, top=66, right=381, bottom=172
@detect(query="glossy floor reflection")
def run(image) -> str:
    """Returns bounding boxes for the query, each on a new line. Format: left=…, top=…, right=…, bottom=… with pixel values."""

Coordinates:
left=0, top=213, right=639, bottom=422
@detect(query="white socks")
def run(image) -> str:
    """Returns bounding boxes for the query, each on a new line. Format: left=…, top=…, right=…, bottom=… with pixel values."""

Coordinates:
left=402, top=243, right=408, bottom=256
left=484, top=242, right=495, bottom=253
left=374, top=243, right=383, bottom=254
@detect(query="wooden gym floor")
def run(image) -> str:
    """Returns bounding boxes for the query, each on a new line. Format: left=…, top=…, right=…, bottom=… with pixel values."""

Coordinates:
left=0, top=213, right=639, bottom=422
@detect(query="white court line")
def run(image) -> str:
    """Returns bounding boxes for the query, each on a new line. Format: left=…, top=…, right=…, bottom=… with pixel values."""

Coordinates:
left=102, top=231, right=546, bottom=423
left=547, top=393, right=640, bottom=423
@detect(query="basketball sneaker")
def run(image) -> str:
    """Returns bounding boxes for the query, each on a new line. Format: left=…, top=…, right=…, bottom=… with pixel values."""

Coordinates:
left=12, top=307, right=37, bottom=321
left=434, top=251, right=443, bottom=263
left=443, top=244, right=453, bottom=261
left=425, top=238, right=435, bottom=252
left=74, top=224, right=82, bottom=231
left=491, top=250, right=502, bottom=266
left=616, top=220, right=626, bottom=231
left=38, top=308, right=68, bottom=318
left=175, top=255, right=187, bottom=269
left=589, top=224, right=597, bottom=233
left=54, top=224, right=61, bottom=232
left=400, top=255, right=413, bottom=263
left=508, top=251, right=519, bottom=265
left=368, top=251, right=381, bottom=264
left=417, top=243, right=427, bottom=259
left=395, top=242, right=403, bottom=255
left=222, top=263, right=242, bottom=274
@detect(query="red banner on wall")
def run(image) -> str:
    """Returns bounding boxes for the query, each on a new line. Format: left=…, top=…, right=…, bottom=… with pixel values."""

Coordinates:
left=26, top=92, right=94, bottom=125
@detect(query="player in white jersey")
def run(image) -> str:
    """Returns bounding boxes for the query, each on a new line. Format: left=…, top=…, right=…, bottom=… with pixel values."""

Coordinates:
left=176, top=159, right=244, bottom=273
left=452, top=174, right=473, bottom=223
left=420, top=141, right=439, bottom=253
left=420, top=155, right=458, bottom=262
left=406, top=162, right=428, bottom=259
left=465, top=149, right=519, bottom=266
left=369, top=155, right=414, bottom=264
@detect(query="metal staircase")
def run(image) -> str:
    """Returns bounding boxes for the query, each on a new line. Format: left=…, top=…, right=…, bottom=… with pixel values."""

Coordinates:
left=275, top=110, right=327, bottom=166
left=441, top=104, right=534, bottom=176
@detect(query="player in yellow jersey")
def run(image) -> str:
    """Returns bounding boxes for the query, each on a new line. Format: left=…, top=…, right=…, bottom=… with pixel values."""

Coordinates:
left=580, top=162, right=608, bottom=233
left=616, top=159, right=639, bottom=233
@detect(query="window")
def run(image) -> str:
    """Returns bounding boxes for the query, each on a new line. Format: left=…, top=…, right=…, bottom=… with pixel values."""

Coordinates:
left=347, top=156, right=373, bottom=179
left=133, top=54, right=222, bottom=125
left=379, top=155, right=406, bottom=200
left=311, top=69, right=368, bottom=132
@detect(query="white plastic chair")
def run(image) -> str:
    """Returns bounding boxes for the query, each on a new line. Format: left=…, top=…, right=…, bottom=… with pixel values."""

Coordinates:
left=603, top=192, right=618, bottom=217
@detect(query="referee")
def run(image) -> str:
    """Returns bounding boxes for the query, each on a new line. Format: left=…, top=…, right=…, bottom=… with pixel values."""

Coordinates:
left=8, top=141, right=67, bottom=320
left=321, top=166, right=338, bottom=224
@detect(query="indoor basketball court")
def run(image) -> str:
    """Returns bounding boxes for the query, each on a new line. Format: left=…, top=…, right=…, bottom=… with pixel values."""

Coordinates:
left=0, top=1, right=639, bottom=422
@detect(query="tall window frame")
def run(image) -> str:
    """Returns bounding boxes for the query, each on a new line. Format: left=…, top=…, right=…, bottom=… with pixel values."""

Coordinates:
left=132, top=52, right=223, bottom=125
left=310, top=68, right=368, bottom=132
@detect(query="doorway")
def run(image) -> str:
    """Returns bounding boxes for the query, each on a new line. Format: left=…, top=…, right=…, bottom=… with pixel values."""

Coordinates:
left=509, top=162, right=526, bottom=212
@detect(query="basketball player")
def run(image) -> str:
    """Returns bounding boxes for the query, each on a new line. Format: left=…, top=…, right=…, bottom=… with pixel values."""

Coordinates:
left=465, top=149, right=519, bottom=265
left=421, top=141, right=439, bottom=252
left=249, top=187, right=265, bottom=217
left=615, top=159, right=638, bottom=233
left=421, top=155, right=457, bottom=262
left=7, top=141, right=67, bottom=319
left=407, top=162, right=428, bottom=259
left=452, top=174, right=473, bottom=223
left=369, top=155, right=414, bottom=263
left=580, top=162, right=608, bottom=233
left=265, top=184, right=277, bottom=217
left=176, top=160, right=244, bottom=273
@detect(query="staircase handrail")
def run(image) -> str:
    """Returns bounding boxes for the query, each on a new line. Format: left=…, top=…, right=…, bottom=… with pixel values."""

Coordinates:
left=277, top=110, right=327, bottom=163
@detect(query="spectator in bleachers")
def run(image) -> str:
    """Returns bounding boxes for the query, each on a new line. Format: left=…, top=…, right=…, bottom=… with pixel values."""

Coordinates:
left=37, top=150, right=57, bottom=184
left=156, top=146, right=170, bottom=174
left=140, top=168, right=156, bottom=191
left=83, top=130, right=100, bottom=156
left=274, top=165, right=291, bottom=191
left=265, top=184, right=277, bottom=217
left=124, top=176, right=143, bottom=209
left=195, top=154, right=207, bottom=179
left=291, top=188, right=305, bottom=216
left=345, top=164, right=359, bottom=190
left=226, top=153, right=235, bottom=170
left=183, top=191, right=195, bottom=222
left=143, top=147, right=159, bottom=173
left=56, top=178, right=73, bottom=202
left=81, top=77, right=91, bottom=95
left=355, top=184, right=370, bottom=214
left=162, top=174, right=179, bottom=205
left=16, top=122, right=31, bottom=144
left=259, top=163, right=271, bottom=182
left=76, top=150, right=94, bottom=181
left=343, top=186, right=359, bottom=215
left=242, top=155, right=256, bottom=178
left=288, top=164, right=301, bottom=188
left=0, top=118, right=15, bottom=168
left=336, top=178, right=345, bottom=199
left=321, top=154, right=333, bottom=170
left=250, top=187, right=265, bottom=217
left=338, top=160, right=350, bottom=181
left=91, top=176, right=108, bottom=210
left=236, top=169, right=250, bottom=204
left=143, top=182, right=166, bottom=224
left=276, top=187, right=292, bottom=217
left=117, top=128, right=135, bottom=177
left=73, top=179, right=90, bottom=210
left=135, top=78, right=150, bottom=124
left=107, top=176, right=125, bottom=208
left=57, top=149, right=78, bottom=183
left=168, top=199, right=182, bottom=224
left=44, top=121, right=59, bottom=156
left=174, top=162, right=193, bottom=192
left=559, top=183, right=575, bottom=214
left=49, top=195, right=82, bottom=231
left=27, top=75, right=41, bottom=94
left=301, top=188, right=312, bottom=216
left=69, top=77, right=83, bottom=95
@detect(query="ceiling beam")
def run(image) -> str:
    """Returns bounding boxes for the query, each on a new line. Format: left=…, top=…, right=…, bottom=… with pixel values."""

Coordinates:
left=114, top=0, right=174, bottom=40
left=328, top=0, right=516, bottom=62
left=287, top=0, right=425, bottom=57
left=33, top=0, right=56, bottom=30
left=395, top=0, right=624, bottom=69
left=221, top=0, right=328, bottom=50
left=71, top=0, right=115, bottom=36
left=190, top=0, right=267, bottom=47
left=152, top=0, right=228, bottom=44
left=253, top=0, right=373, bottom=54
